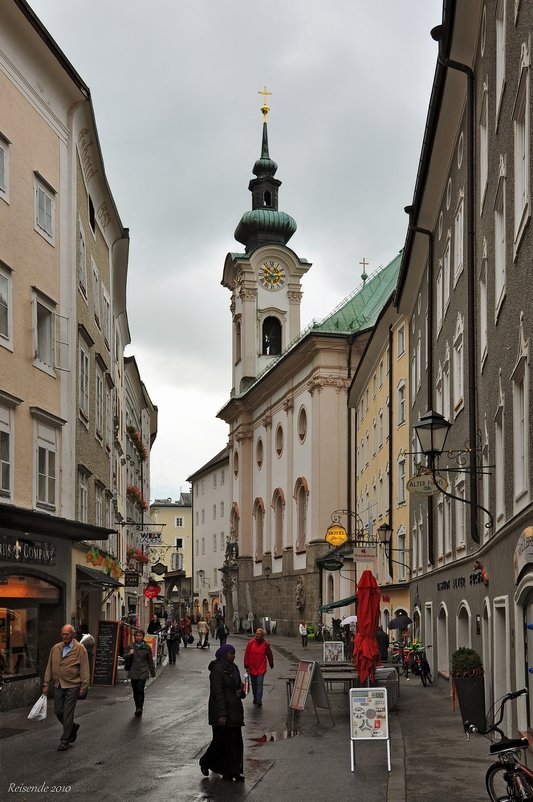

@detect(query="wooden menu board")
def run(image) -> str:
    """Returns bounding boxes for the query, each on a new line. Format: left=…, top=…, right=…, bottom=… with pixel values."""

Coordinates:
left=92, top=620, right=120, bottom=686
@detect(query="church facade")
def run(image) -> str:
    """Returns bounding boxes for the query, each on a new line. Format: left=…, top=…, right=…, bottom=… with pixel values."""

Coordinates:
left=217, top=103, right=399, bottom=636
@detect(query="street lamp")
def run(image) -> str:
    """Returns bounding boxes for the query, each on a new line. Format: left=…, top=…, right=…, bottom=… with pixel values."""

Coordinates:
left=413, top=409, right=452, bottom=457
left=263, top=565, right=281, bottom=591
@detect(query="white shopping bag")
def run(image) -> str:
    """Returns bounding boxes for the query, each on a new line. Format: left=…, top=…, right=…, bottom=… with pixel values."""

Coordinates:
left=27, top=693, right=48, bottom=721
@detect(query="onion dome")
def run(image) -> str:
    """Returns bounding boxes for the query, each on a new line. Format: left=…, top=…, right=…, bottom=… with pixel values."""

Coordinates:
left=234, top=97, right=297, bottom=252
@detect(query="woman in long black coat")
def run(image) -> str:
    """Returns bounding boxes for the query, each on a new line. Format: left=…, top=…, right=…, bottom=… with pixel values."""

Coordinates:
left=199, top=643, right=245, bottom=782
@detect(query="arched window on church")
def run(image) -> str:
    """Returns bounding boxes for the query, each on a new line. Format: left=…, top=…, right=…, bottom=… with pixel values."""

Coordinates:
left=253, top=498, right=264, bottom=559
left=294, top=477, right=309, bottom=552
left=263, top=190, right=272, bottom=207
left=235, top=319, right=241, bottom=363
left=262, top=317, right=282, bottom=356
left=272, top=488, right=284, bottom=556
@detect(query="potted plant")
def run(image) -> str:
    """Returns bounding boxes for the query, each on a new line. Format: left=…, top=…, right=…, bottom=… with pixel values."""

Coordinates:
left=451, top=647, right=485, bottom=732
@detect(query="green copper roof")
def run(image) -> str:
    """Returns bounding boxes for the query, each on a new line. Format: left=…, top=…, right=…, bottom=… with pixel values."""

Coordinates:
left=235, top=209, right=297, bottom=247
left=313, top=250, right=402, bottom=334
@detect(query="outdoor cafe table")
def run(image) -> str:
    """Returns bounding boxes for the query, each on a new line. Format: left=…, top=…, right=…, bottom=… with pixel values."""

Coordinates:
left=283, top=663, right=399, bottom=708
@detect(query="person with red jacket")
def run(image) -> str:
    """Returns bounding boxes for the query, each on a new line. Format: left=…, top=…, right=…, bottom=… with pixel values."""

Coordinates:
left=243, top=628, right=274, bottom=708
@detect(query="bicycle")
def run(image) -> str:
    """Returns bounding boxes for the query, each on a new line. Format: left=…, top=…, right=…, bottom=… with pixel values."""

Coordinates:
left=467, top=687, right=533, bottom=801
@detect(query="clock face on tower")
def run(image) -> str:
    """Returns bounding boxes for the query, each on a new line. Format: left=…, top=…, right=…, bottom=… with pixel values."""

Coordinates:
left=259, top=260, right=286, bottom=290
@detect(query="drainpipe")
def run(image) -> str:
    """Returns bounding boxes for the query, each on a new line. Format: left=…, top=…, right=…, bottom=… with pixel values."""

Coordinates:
left=387, top=326, right=394, bottom=578
left=403, top=211, right=436, bottom=565
left=431, top=25, right=479, bottom=543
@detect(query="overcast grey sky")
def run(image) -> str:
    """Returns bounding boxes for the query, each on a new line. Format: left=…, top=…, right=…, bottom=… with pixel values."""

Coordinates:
left=29, top=0, right=442, bottom=500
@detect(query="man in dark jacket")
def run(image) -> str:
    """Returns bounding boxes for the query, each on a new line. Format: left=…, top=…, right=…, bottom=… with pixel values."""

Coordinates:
left=124, top=630, right=156, bottom=716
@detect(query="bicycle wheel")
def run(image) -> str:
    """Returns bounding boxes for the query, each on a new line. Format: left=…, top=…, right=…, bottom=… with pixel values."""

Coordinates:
left=485, top=763, right=513, bottom=802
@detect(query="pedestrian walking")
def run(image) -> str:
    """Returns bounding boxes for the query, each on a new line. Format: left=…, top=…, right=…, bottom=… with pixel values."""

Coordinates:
left=298, top=620, right=308, bottom=649
left=166, top=619, right=181, bottom=664
left=123, top=629, right=156, bottom=716
left=215, top=619, right=229, bottom=646
left=243, top=628, right=274, bottom=708
left=147, top=615, right=162, bottom=635
left=181, top=615, right=193, bottom=647
left=199, top=643, right=245, bottom=782
left=376, top=625, right=390, bottom=661
left=197, top=616, right=209, bottom=649
left=42, top=624, right=90, bottom=751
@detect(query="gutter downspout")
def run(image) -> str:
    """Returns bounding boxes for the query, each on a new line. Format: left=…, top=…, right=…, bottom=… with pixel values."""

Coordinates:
left=432, top=31, right=479, bottom=544
left=387, top=326, right=394, bottom=578
left=404, top=212, right=436, bottom=564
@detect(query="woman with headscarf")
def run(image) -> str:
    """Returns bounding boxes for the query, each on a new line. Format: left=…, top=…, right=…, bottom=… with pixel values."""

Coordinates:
left=199, top=643, right=245, bottom=782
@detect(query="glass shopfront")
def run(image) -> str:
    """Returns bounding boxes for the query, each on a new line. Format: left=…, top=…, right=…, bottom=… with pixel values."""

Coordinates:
left=0, top=575, right=60, bottom=681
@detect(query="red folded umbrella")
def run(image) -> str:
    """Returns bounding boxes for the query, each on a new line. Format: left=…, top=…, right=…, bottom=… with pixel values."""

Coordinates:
left=353, top=569, right=380, bottom=685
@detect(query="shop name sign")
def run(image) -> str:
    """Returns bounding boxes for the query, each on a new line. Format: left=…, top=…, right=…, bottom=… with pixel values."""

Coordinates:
left=407, top=467, right=448, bottom=496
left=0, top=535, right=56, bottom=566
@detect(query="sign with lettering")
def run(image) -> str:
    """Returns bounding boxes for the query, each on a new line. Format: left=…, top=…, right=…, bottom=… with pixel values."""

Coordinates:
left=92, top=621, right=120, bottom=686
left=325, top=525, right=348, bottom=547
left=407, top=470, right=448, bottom=496
left=0, top=535, right=56, bottom=566
left=514, top=526, right=533, bottom=582
left=124, top=572, right=139, bottom=587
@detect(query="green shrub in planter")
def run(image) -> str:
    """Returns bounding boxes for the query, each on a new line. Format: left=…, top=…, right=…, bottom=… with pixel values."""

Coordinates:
left=451, top=647, right=484, bottom=677
left=451, top=648, right=485, bottom=731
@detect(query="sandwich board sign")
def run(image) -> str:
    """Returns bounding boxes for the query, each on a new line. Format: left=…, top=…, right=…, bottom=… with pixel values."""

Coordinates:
left=289, top=660, right=334, bottom=724
left=349, top=687, right=390, bottom=772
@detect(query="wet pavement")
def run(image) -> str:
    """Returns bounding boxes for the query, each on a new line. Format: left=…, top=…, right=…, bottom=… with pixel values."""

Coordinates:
left=0, top=633, right=495, bottom=801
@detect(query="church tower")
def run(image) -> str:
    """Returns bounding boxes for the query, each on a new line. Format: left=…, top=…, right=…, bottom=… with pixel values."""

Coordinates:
left=222, top=91, right=311, bottom=395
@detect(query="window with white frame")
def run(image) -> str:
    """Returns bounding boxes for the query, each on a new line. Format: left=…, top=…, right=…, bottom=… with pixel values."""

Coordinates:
left=443, top=237, right=451, bottom=310
left=365, top=431, right=369, bottom=463
left=512, top=345, right=529, bottom=503
left=372, top=419, right=377, bottom=455
left=411, top=351, right=416, bottom=401
left=213, top=504, right=216, bottom=520
left=480, top=82, right=489, bottom=209
left=95, top=483, right=103, bottom=527
left=34, top=175, right=55, bottom=243
left=220, top=468, right=225, bottom=485
left=79, top=340, right=90, bottom=419
left=437, top=496, right=444, bottom=558
left=385, top=464, right=390, bottom=511
left=0, top=262, right=12, bottom=348
left=195, top=540, right=199, bottom=557
left=201, top=509, right=205, bottom=524
left=416, top=336, right=421, bottom=393
left=0, top=134, right=9, bottom=201
left=453, top=316, right=464, bottom=413
left=95, top=365, right=104, bottom=439
left=397, top=383, right=406, bottom=425
left=435, top=365, right=443, bottom=415
left=213, top=472, right=217, bottom=489
left=436, top=264, right=443, bottom=330
left=175, top=516, right=184, bottom=527
left=397, top=325, right=405, bottom=357
left=514, top=45, right=530, bottom=248
left=495, top=0, right=506, bottom=117
left=495, top=400, right=505, bottom=521
left=78, top=224, right=87, bottom=296
left=105, top=386, right=112, bottom=449
left=454, top=196, right=464, bottom=282
left=379, top=360, right=383, bottom=387
left=378, top=410, right=383, bottom=449
left=444, top=496, right=452, bottom=555
left=201, top=537, right=205, bottom=555
left=220, top=501, right=224, bottom=517
left=494, top=166, right=506, bottom=313
left=36, top=422, right=57, bottom=510
left=412, top=525, right=418, bottom=574
left=102, top=291, right=111, bottom=347
left=397, top=457, right=406, bottom=505
left=479, top=252, right=488, bottom=366
left=220, top=532, right=225, bottom=551
left=455, top=480, right=466, bottom=547
left=92, top=259, right=101, bottom=327
left=213, top=533, right=217, bottom=552
left=397, top=528, right=407, bottom=582
left=0, top=403, right=12, bottom=496
left=32, top=291, right=55, bottom=371
left=443, top=347, right=451, bottom=421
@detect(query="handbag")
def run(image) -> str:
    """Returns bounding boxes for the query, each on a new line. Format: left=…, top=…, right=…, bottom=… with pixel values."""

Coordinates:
left=188, top=635, right=194, bottom=644
left=28, top=693, right=48, bottom=721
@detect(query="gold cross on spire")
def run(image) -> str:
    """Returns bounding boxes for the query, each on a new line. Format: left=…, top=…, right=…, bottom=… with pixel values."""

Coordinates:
left=360, top=258, right=369, bottom=281
left=258, top=85, right=272, bottom=119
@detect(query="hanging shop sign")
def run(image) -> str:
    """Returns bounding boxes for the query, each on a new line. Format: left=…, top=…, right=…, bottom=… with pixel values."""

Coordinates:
left=151, top=562, right=168, bottom=576
left=143, top=583, right=161, bottom=599
left=124, top=572, right=140, bottom=587
left=140, top=531, right=162, bottom=545
left=325, top=525, right=348, bottom=547
left=513, top=526, right=533, bottom=582
left=407, top=467, right=448, bottom=496
left=322, top=558, right=344, bottom=572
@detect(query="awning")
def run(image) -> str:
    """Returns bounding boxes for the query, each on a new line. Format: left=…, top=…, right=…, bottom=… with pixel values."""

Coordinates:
left=76, top=565, right=123, bottom=588
left=319, top=594, right=357, bottom=614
